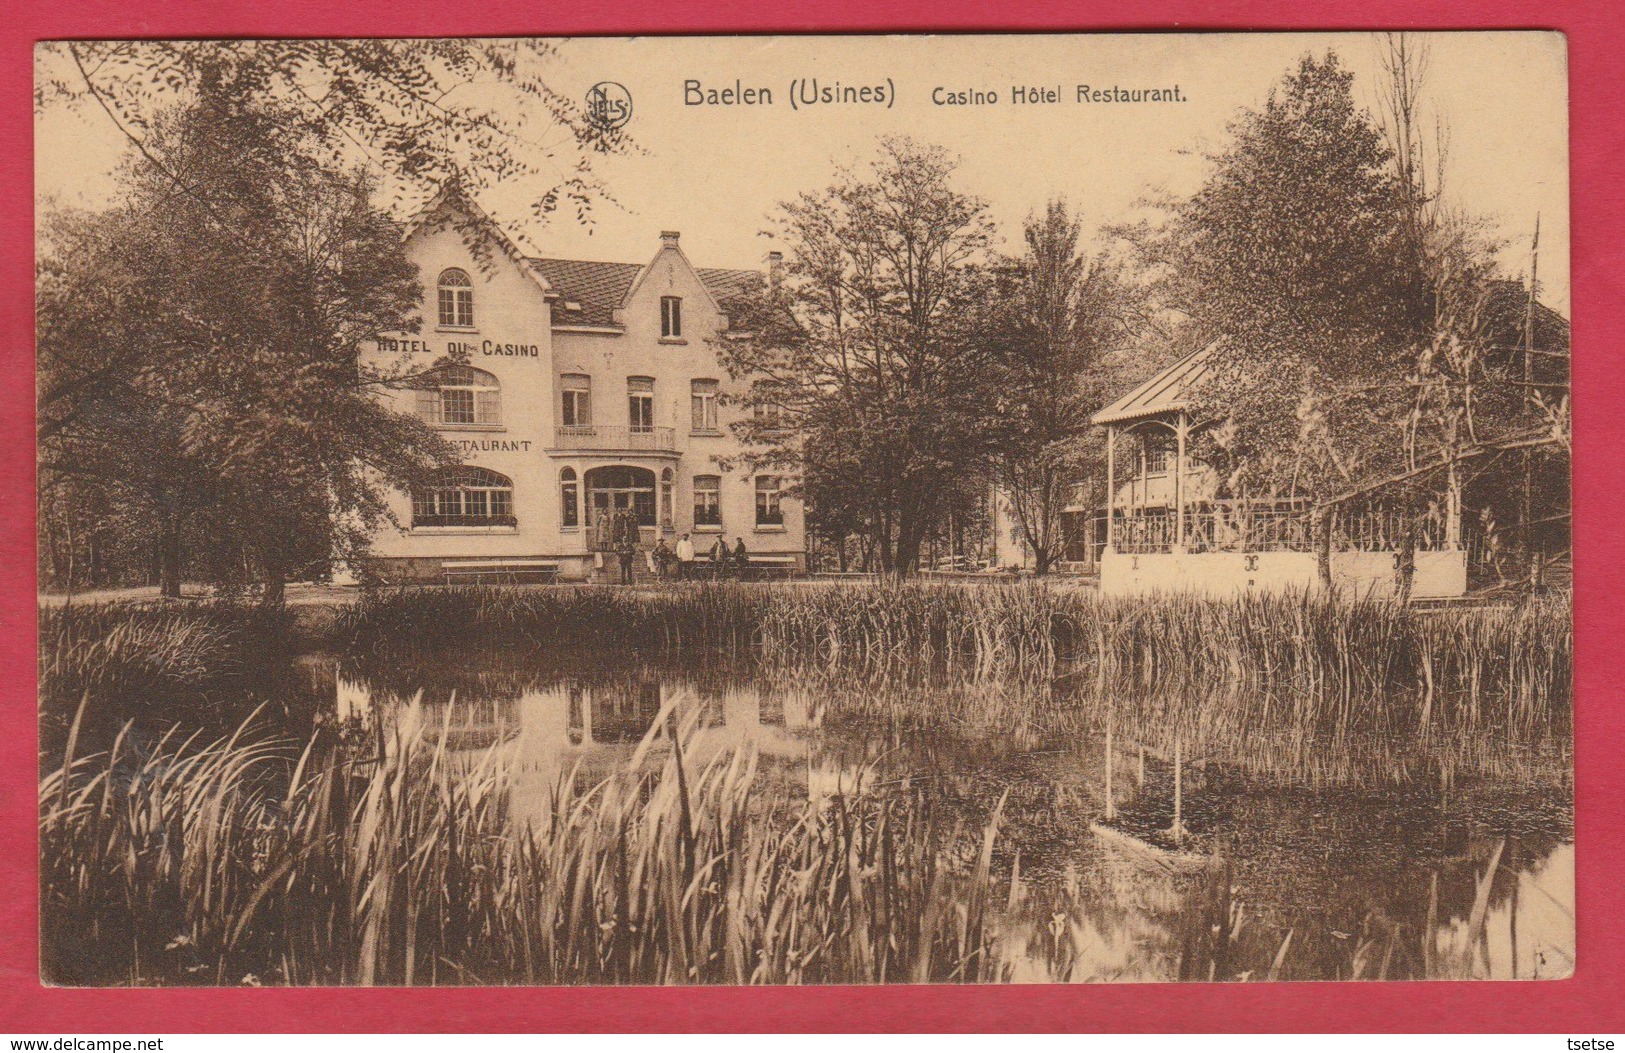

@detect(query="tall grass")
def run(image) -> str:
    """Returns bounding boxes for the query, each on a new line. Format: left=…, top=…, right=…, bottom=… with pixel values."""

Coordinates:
left=42, top=702, right=1557, bottom=986
left=44, top=585, right=1571, bottom=785
left=334, top=585, right=764, bottom=658
left=41, top=707, right=1007, bottom=987
left=334, top=584, right=1570, bottom=726
left=38, top=602, right=298, bottom=758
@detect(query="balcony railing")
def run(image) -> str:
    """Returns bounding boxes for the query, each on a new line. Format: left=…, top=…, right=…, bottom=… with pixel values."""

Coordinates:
left=553, top=424, right=678, bottom=452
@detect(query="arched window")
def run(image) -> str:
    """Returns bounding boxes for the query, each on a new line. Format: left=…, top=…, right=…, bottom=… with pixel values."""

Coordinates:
left=412, top=467, right=515, bottom=528
left=437, top=268, right=475, bottom=328
left=560, top=467, right=580, bottom=529
left=417, top=365, right=501, bottom=427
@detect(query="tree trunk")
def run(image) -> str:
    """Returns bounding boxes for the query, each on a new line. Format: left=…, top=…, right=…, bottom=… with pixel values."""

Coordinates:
left=260, top=566, right=287, bottom=609
left=1395, top=504, right=1418, bottom=605
left=1311, top=504, right=1333, bottom=593
left=894, top=513, right=926, bottom=579
left=158, top=517, right=182, bottom=599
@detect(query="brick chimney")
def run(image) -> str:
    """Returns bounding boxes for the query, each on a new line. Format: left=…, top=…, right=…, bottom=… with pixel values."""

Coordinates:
left=767, top=250, right=784, bottom=289
left=660, top=230, right=681, bottom=249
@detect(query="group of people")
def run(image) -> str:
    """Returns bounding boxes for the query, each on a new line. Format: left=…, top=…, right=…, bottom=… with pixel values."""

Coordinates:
left=629, top=532, right=751, bottom=582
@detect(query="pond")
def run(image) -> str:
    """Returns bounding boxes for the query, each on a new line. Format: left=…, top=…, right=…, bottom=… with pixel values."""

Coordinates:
left=286, top=642, right=1574, bottom=983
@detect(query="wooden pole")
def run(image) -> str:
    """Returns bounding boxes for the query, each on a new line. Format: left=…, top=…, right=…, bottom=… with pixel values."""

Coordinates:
left=1522, top=215, right=1542, bottom=589
left=1172, top=733, right=1185, bottom=844
left=1175, top=414, right=1188, bottom=552
left=1105, top=424, right=1116, bottom=552
left=1104, top=711, right=1116, bottom=821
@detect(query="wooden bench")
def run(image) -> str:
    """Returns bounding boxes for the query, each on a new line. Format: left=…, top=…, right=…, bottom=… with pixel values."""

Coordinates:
left=685, top=554, right=800, bottom=580
left=745, top=554, right=800, bottom=579
left=441, top=559, right=561, bottom=586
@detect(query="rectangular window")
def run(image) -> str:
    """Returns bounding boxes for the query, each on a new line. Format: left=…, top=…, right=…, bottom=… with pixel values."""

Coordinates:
left=694, top=475, right=722, bottom=528
left=1145, top=439, right=1171, bottom=476
left=438, top=288, right=474, bottom=329
left=755, top=475, right=783, bottom=527
left=561, top=375, right=592, bottom=428
left=628, top=376, right=654, bottom=432
left=691, top=379, right=719, bottom=432
left=754, top=403, right=783, bottom=431
left=441, top=388, right=476, bottom=425
left=661, top=296, right=683, bottom=339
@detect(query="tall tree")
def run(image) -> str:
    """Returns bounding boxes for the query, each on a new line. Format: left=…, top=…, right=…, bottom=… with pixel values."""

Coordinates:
left=37, top=39, right=625, bottom=226
left=1374, top=33, right=1569, bottom=591
left=981, top=201, right=1140, bottom=574
left=1146, top=52, right=1432, bottom=585
left=38, top=84, right=455, bottom=600
left=721, top=138, right=997, bottom=577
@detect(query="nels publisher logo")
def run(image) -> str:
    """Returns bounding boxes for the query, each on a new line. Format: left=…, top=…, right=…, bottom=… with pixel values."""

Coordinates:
left=586, top=81, right=633, bottom=131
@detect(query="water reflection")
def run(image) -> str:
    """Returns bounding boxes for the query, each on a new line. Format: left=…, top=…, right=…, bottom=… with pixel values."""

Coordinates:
left=308, top=651, right=1573, bottom=982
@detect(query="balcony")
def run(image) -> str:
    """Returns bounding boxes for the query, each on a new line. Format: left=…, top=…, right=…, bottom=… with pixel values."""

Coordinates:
left=553, top=424, right=678, bottom=453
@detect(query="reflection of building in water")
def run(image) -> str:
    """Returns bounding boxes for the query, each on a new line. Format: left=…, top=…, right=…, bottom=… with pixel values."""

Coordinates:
left=566, top=678, right=663, bottom=744
left=335, top=672, right=372, bottom=724
left=330, top=664, right=817, bottom=800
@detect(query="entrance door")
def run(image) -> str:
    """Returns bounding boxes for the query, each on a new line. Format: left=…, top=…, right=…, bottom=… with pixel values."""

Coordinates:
left=584, top=466, right=658, bottom=528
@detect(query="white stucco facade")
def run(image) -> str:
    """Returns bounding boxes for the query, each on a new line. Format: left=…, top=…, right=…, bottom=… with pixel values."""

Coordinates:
left=359, top=192, right=803, bottom=582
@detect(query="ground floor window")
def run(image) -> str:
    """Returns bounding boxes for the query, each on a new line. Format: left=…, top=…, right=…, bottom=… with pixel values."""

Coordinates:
left=560, top=467, right=579, bottom=529
left=413, top=467, right=515, bottom=528
left=694, top=474, right=722, bottom=528
left=755, top=475, right=783, bottom=527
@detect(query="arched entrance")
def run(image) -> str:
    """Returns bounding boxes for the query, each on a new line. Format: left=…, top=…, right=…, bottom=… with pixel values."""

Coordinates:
left=584, top=465, right=657, bottom=528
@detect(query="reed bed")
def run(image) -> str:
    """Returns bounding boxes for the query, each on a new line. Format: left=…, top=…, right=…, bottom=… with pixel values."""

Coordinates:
left=332, top=584, right=1570, bottom=726
left=42, top=702, right=1555, bottom=986
left=333, top=584, right=765, bottom=658
left=49, top=584, right=1571, bottom=778
left=38, top=602, right=296, bottom=757
left=41, top=706, right=1009, bottom=987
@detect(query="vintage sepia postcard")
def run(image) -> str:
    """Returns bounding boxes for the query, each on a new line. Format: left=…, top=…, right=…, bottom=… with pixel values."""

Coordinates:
left=34, top=32, right=1572, bottom=988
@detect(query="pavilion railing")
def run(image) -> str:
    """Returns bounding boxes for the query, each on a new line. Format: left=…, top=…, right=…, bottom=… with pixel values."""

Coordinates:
left=1110, top=503, right=1452, bottom=555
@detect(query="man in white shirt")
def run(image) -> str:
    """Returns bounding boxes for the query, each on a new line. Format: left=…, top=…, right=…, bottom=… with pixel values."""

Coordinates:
left=675, top=533, right=695, bottom=580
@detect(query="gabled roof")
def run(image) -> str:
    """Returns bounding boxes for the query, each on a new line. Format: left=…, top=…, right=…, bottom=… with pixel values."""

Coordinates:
left=405, top=184, right=764, bottom=331
left=402, top=185, right=556, bottom=301
left=695, top=267, right=761, bottom=305
left=1092, top=342, right=1217, bottom=426
left=530, top=258, right=762, bottom=330
left=527, top=259, right=642, bottom=328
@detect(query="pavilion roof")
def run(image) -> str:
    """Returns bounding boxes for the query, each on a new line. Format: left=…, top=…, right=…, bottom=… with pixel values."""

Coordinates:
left=1091, top=342, right=1217, bottom=427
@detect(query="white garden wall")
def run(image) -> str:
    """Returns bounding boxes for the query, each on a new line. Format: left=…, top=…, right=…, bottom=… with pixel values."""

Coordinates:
left=1099, top=548, right=1467, bottom=599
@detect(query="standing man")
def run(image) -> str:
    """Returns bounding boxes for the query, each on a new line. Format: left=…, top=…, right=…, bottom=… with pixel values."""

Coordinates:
left=675, top=533, right=695, bottom=580
left=733, top=536, right=750, bottom=577
left=616, top=518, right=637, bottom=585
left=709, top=535, right=728, bottom=579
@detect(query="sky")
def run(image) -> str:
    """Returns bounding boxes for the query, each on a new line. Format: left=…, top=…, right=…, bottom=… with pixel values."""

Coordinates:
left=35, top=32, right=1570, bottom=312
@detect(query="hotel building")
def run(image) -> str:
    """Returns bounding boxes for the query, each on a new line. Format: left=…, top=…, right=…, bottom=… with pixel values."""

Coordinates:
left=359, top=188, right=804, bottom=583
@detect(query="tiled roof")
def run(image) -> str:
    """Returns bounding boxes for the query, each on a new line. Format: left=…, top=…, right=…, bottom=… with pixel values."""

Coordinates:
left=696, top=267, right=761, bottom=306
left=526, top=259, right=763, bottom=329
left=1092, top=342, right=1217, bottom=426
left=527, top=259, right=643, bottom=328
